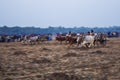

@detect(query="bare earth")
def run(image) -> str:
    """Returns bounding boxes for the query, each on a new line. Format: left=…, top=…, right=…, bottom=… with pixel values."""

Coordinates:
left=0, top=38, right=120, bottom=80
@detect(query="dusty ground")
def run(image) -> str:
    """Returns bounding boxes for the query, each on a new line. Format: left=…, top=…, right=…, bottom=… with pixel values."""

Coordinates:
left=0, top=38, right=120, bottom=80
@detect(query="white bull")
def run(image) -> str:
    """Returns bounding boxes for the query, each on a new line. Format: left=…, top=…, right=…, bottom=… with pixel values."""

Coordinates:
left=29, top=36, right=39, bottom=45
left=81, top=35, right=95, bottom=48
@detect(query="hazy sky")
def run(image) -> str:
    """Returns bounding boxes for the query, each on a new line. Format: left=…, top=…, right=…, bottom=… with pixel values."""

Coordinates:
left=0, top=0, right=120, bottom=28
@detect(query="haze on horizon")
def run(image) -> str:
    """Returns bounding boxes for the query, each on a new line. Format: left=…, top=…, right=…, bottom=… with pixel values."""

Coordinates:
left=0, top=0, right=120, bottom=28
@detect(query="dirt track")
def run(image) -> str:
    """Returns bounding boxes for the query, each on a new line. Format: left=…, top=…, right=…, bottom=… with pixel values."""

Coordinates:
left=0, top=38, right=120, bottom=80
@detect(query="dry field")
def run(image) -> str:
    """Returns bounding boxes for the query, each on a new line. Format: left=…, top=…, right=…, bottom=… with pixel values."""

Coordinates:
left=0, top=38, right=120, bottom=80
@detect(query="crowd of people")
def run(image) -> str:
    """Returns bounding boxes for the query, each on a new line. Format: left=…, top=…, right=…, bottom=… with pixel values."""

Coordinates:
left=0, top=30, right=119, bottom=44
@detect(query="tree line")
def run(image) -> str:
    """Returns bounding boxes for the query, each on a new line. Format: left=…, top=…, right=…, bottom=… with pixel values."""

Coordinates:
left=0, top=26, right=120, bottom=35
